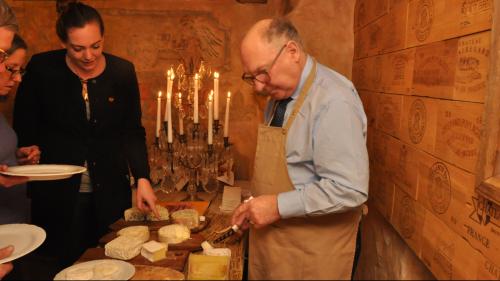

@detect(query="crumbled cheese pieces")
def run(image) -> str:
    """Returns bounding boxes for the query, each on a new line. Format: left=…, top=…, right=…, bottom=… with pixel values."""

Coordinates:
left=141, top=240, right=168, bottom=262
left=158, top=224, right=190, bottom=244
left=117, top=225, right=150, bottom=243
left=171, top=208, right=199, bottom=229
left=105, top=235, right=143, bottom=260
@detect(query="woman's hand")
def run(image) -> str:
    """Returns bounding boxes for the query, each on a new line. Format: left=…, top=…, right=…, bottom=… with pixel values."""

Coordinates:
left=136, top=178, right=159, bottom=218
left=0, top=165, right=28, bottom=188
left=16, top=145, right=41, bottom=165
left=0, top=245, right=14, bottom=280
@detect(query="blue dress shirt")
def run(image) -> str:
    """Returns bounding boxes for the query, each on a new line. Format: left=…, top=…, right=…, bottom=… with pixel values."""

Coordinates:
left=264, top=56, right=369, bottom=218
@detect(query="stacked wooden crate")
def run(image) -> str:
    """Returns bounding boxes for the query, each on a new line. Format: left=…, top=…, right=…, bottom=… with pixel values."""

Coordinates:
left=354, top=0, right=499, bottom=279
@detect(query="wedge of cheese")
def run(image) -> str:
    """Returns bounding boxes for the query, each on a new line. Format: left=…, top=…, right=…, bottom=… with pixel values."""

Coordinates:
left=141, top=240, right=168, bottom=263
left=105, top=235, right=143, bottom=260
left=124, top=207, right=145, bottom=221
left=171, top=209, right=199, bottom=229
left=158, top=224, right=190, bottom=244
left=146, top=205, right=170, bottom=221
left=117, top=225, right=150, bottom=243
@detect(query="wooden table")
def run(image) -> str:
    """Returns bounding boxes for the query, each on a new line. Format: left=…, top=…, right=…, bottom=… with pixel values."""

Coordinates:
left=78, top=182, right=249, bottom=280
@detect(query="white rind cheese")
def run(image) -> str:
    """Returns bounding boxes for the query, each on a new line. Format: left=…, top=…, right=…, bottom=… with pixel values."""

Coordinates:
left=117, top=226, right=150, bottom=243
left=141, top=240, right=168, bottom=262
left=105, top=235, right=143, bottom=260
left=93, top=262, right=119, bottom=279
left=66, top=267, right=94, bottom=280
left=146, top=205, right=170, bottom=221
left=171, top=209, right=199, bottom=229
left=158, top=224, right=190, bottom=244
left=124, top=207, right=145, bottom=222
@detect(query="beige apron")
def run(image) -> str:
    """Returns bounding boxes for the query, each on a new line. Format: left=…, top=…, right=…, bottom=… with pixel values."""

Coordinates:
left=249, top=59, right=361, bottom=280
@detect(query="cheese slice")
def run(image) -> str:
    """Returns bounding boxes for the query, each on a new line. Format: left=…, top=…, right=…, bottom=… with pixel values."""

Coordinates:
left=146, top=205, right=170, bottom=221
left=158, top=224, right=190, bottom=244
left=171, top=209, right=199, bottom=229
left=141, top=240, right=168, bottom=262
left=117, top=225, right=150, bottom=243
left=105, top=235, right=143, bottom=260
left=124, top=207, right=145, bottom=221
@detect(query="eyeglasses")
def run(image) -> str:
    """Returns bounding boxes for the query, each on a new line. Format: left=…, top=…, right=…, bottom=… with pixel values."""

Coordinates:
left=0, top=48, right=8, bottom=64
left=241, top=43, right=287, bottom=86
left=5, top=65, right=26, bottom=77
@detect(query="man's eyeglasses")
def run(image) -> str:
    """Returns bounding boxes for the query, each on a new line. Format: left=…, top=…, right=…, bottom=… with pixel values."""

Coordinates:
left=6, top=65, right=26, bottom=77
left=0, top=48, right=8, bottom=64
left=241, top=43, right=287, bottom=86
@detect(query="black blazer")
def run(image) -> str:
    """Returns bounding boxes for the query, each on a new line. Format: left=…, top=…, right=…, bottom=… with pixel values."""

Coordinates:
left=13, top=49, right=150, bottom=227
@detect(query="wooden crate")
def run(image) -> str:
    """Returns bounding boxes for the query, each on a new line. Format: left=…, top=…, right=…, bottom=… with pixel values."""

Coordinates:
left=355, top=17, right=386, bottom=59
left=390, top=186, right=426, bottom=256
left=358, top=91, right=379, bottom=157
left=370, top=164, right=396, bottom=221
left=453, top=31, right=491, bottom=103
left=376, top=93, right=403, bottom=138
left=370, top=130, right=393, bottom=172
left=352, top=58, right=369, bottom=90
left=421, top=210, right=483, bottom=280
left=400, top=96, right=438, bottom=154
left=382, top=48, right=416, bottom=95
left=412, top=38, right=459, bottom=99
left=387, top=137, right=420, bottom=199
left=381, top=0, right=409, bottom=53
left=406, top=0, right=492, bottom=47
left=353, top=56, right=384, bottom=92
left=354, top=0, right=389, bottom=31
left=434, top=100, right=484, bottom=172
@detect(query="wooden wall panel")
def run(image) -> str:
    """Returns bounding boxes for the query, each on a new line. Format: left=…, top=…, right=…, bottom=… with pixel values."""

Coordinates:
left=382, top=48, right=416, bottom=94
left=400, top=96, right=438, bottom=154
left=388, top=138, right=420, bottom=199
left=406, top=0, right=492, bottom=48
left=355, top=16, right=385, bottom=59
left=381, top=0, right=409, bottom=53
left=434, top=100, right=483, bottom=172
left=376, top=93, right=403, bottom=138
left=370, top=165, right=396, bottom=221
left=354, top=0, right=388, bottom=31
left=391, top=186, right=426, bottom=256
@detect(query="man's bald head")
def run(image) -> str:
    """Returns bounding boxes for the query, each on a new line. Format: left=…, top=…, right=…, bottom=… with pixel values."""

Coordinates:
left=242, top=18, right=303, bottom=53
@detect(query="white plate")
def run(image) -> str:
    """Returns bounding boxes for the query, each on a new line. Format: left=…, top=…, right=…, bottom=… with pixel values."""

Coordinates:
left=0, top=224, right=46, bottom=264
left=54, top=259, right=135, bottom=280
left=0, top=164, right=87, bottom=181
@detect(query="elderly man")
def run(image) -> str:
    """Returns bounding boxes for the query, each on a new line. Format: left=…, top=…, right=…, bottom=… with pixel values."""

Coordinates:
left=232, top=18, right=369, bottom=279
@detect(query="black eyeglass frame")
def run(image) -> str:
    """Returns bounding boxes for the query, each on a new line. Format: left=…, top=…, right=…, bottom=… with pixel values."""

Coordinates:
left=5, top=65, right=26, bottom=77
left=241, top=42, right=288, bottom=86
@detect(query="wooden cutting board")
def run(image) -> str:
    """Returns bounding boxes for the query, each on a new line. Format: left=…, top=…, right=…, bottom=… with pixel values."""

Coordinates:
left=99, top=232, right=206, bottom=252
left=132, top=265, right=185, bottom=280
left=76, top=248, right=189, bottom=272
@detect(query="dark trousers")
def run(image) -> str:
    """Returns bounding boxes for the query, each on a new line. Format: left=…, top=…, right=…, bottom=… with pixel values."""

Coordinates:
left=25, top=192, right=102, bottom=279
left=351, top=222, right=362, bottom=280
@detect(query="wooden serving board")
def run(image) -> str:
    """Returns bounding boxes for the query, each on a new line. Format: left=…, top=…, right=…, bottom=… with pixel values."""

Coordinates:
left=76, top=248, right=189, bottom=272
left=99, top=232, right=206, bottom=252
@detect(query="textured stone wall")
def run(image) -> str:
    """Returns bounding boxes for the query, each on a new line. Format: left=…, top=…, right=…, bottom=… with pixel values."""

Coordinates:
left=2, top=0, right=354, bottom=180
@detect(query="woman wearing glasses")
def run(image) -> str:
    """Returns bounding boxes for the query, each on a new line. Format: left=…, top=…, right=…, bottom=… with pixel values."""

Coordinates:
left=13, top=1, right=157, bottom=274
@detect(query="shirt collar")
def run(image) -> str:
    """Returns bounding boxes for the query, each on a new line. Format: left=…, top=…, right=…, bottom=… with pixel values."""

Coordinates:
left=290, top=55, right=312, bottom=100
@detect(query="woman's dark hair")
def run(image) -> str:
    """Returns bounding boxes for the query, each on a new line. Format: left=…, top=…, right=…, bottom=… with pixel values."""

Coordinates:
left=55, top=1, right=104, bottom=42
left=7, top=34, right=27, bottom=54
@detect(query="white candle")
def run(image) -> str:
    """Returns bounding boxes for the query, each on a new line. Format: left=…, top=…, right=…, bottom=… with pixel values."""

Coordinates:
left=214, top=72, right=219, bottom=121
left=156, top=91, right=162, bottom=138
left=224, top=91, right=231, bottom=138
left=208, top=91, right=213, bottom=145
left=164, top=69, right=171, bottom=122
left=178, top=92, right=184, bottom=135
left=167, top=91, right=173, bottom=143
left=194, top=73, right=199, bottom=124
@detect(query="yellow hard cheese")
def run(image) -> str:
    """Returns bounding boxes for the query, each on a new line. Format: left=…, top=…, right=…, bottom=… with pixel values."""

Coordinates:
left=140, top=240, right=167, bottom=263
left=187, top=253, right=230, bottom=280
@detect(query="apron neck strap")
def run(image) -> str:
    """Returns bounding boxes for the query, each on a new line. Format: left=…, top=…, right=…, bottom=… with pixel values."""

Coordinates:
left=282, top=58, right=317, bottom=135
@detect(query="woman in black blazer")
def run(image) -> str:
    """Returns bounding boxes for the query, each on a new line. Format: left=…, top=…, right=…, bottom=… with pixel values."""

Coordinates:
left=13, top=2, right=157, bottom=272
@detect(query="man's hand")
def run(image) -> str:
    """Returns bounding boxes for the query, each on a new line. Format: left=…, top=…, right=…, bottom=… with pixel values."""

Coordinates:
left=16, top=145, right=41, bottom=165
left=0, top=245, right=14, bottom=280
left=231, top=195, right=281, bottom=230
left=136, top=178, right=159, bottom=218
left=0, top=165, right=28, bottom=188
